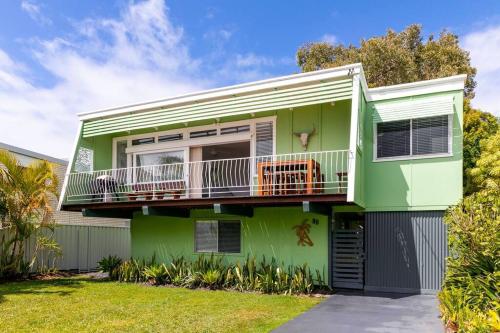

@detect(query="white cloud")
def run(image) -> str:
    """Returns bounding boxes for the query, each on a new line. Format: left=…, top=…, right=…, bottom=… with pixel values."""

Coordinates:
left=21, top=0, right=52, bottom=25
left=0, top=0, right=290, bottom=159
left=1, top=0, right=207, bottom=158
left=462, top=25, right=500, bottom=115
left=320, top=34, right=337, bottom=45
left=235, top=53, right=275, bottom=67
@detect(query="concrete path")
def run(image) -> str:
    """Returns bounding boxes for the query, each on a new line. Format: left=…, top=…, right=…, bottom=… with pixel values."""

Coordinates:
left=274, top=291, right=444, bottom=333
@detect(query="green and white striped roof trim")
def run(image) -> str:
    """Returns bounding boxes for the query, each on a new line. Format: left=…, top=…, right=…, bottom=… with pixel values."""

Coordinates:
left=82, top=77, right=353, bottom=137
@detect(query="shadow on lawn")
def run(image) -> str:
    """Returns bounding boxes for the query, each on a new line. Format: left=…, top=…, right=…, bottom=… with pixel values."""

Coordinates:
left=0, top=276, right=101, bottom=304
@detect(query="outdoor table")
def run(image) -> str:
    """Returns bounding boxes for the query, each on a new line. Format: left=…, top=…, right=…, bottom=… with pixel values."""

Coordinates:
left=257, top=159, right=322, bottom=195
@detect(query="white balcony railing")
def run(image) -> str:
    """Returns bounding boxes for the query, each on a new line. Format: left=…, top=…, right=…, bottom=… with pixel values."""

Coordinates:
left=64, top=150, right=352, bottom=203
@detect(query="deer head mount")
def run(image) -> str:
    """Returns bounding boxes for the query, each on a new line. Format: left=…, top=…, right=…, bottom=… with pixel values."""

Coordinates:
left=293, top=126, right=316, bottom=151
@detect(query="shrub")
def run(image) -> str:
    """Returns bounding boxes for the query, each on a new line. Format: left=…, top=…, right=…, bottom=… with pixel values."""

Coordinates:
left=440, top=187, right=500, bottom=332
left=439, top=287, right=499, bottom=333
left=116, top=256, right=156, bottom=283
left=143, top=264, right=168, bottom=285
left=111, top=254, right=327, bottom=295
left=200, top=269, right=222, bottom=289
left=98, top=255, right=122, bottom=279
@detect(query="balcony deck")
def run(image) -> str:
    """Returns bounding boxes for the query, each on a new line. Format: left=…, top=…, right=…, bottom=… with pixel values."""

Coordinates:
left=61, top=150, right=352, bottom=215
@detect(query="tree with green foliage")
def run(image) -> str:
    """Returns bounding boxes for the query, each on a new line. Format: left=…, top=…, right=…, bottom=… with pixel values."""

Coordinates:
left=469, top=131, right=500, bottom=192
left=297, top=24, right=476, bottom=97
left=297, top=24, right=498, bottom=193
left=440, top=131, right=500, bottom=332
left=0, top=150, right=61, bottom=278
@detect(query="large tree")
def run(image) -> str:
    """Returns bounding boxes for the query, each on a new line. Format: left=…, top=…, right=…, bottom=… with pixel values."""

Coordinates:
left=297, top=24, right=498, bottom=192
left=297, top=24, right=476, bottom=97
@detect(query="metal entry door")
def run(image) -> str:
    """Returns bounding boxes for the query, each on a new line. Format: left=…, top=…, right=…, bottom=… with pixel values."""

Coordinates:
left=332, top=229, right=364, bottom=289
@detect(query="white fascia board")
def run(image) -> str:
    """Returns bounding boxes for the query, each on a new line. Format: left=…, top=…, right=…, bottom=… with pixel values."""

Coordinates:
left=366, top=74, right=467, bottom=101
left=357, top=66, right=370, bottom=101
left=57, top=121, right=83, bottom=211
left=78, top=63, right=363, bottom=121
left=347, top=74, right=361, bottom=203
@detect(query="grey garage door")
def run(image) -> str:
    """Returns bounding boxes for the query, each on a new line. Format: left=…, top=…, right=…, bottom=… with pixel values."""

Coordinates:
left=365, top=211, right=448, bottom=294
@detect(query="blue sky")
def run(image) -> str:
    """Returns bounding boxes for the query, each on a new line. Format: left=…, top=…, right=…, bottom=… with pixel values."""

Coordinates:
left=0, top=0, right=499, bottom=157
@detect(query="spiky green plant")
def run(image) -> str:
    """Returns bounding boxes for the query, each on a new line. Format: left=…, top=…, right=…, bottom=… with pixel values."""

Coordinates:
left=0, top=150, right=60, bottom=279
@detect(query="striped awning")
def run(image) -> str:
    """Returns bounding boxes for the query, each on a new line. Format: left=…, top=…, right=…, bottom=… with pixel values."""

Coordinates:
left=82, top=78, right=353, bottom=137
left=372, top=95, right=454, bottom=124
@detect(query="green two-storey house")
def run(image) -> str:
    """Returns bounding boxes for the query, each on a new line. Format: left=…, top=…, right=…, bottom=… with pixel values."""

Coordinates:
left=59, top=63, right=465, bottom=293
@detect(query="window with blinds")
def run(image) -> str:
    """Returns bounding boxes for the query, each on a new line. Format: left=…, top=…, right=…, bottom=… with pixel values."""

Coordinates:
left=255, top=121, right=273, bottom=157
left=376, top=115, right=450, bottom=160
left=376, top=120, right=411, bottom=158
left=195, top=220, right=241, bottom=253
left=412, top=115, right=449, bottom=155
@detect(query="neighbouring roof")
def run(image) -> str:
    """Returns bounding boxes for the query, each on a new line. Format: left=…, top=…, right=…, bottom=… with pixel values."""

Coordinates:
left=0, top=142, right=67, bottom=165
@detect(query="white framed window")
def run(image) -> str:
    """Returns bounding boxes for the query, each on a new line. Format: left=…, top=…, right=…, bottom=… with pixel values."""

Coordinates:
left=132, top=148, right=188, bottom=183
left=111, top=117, right=276, bottom=169
left=195, top=220, right=241, bottom=253
left=374, top=115, right=452, bottom=161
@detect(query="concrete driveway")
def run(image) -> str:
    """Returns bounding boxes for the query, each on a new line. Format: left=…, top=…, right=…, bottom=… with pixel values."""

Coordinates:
left=273, top=291, right=444, bottom=333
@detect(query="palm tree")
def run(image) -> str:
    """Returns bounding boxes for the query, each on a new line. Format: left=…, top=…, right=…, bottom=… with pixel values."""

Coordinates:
left=0, top=149, right=59, bottom=278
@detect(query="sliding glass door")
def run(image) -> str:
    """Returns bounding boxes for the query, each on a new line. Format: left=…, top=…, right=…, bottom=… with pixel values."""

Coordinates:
left=134, top=150, right=186, bottom=183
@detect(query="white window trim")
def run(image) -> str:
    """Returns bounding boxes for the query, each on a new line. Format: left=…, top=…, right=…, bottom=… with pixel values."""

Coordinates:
left=373, top=114, right=453, bottom=162
left=132, top=147, right=189, bottom=168
left=112, top=116, right=276, bottom=169
left=194, top=220, right=242, bottom=254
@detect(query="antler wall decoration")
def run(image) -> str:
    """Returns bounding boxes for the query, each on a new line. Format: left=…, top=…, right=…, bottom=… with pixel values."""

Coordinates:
left=293, top=126, right=316, bottom=151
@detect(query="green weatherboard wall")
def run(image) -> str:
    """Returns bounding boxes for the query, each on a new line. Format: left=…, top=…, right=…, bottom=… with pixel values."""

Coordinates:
left=131, top=207, right=330, bottom=283
left=362, top=90, right=463, bottom=211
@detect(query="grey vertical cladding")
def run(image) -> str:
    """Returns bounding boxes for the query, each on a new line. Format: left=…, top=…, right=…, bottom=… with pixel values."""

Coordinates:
left=365, top=211, right=448, bottom=293
left=0, top=225, right=130, bottom=272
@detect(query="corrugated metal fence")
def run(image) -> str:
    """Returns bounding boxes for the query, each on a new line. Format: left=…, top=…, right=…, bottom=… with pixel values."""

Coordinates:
left=365, top=211, right=447, bottom=294
left=0, top=224, right=130, bottom=272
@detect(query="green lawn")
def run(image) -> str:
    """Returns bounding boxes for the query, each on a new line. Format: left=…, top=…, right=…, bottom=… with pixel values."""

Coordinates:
left=0, top=276, right=322, bottom=332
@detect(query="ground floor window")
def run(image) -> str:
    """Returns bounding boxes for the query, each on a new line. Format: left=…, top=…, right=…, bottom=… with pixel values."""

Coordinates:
left=195, top=220, right=241, bottom=253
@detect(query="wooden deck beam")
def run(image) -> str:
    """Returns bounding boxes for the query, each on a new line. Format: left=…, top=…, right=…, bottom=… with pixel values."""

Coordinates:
left=213, top=203, right=253, bottom=217
left=142, top=206, right=190, bottom=218
left=64, top=194, right=347, bottom=212
left=82, top=208, right=136, bottom=219
left=302, top=201, right=332, bottom=216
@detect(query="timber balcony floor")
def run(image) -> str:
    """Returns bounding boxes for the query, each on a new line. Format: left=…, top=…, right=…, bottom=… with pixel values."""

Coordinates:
left=62, top=193, right=347, bottom=212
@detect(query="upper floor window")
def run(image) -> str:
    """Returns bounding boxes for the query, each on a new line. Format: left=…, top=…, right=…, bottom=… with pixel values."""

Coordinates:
left=132, top=137, right=154, bottom=146
left=158, top=133, right=183, bottom=142
left=116, top=140, right=128, bottom=169
left=375, top=115, right=450, bottom=160
left=220, top=125, right=250, bottom=135
left=190, top=129, right=217, bottom=138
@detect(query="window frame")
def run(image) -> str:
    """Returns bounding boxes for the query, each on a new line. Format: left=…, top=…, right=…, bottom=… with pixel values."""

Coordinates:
left=373, top=114, right=453, bottom=162
left=194, top=220, right=242, bottom=254
left=111, top=116, right=276, bottom=169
